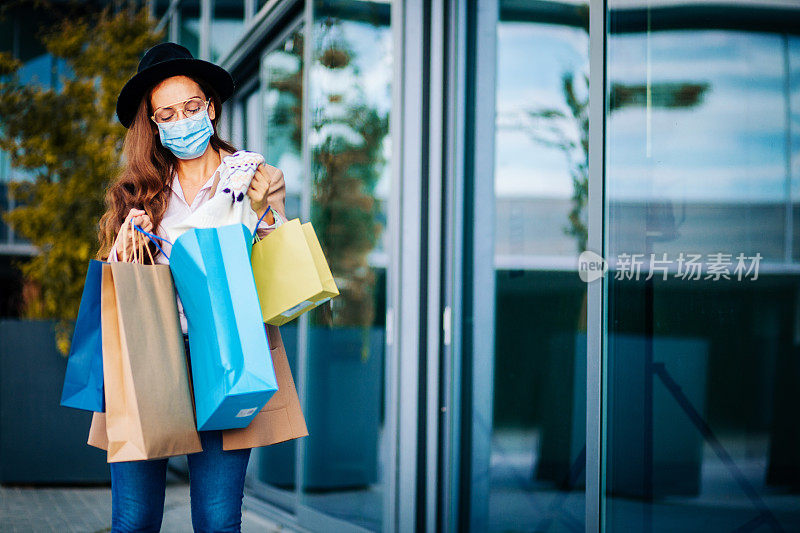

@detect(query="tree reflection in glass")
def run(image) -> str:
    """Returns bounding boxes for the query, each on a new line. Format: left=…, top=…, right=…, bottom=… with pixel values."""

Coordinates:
left=311, top=15, right=389, bottom=333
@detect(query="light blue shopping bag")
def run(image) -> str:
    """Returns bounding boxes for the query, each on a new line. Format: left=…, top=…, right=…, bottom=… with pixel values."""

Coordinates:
left=60, top=259, right=106, bottom=412
left=165, top=223, right=278, bottom=431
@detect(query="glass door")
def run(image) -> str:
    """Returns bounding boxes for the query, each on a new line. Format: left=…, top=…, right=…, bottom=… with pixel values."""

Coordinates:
left=244, top=19, right=306, bottom=514
left=489, top=2, right=590, bottom=531
left=456, top=1, right=591, bottom=530
left=242, top=2, right=396, bottom=530
left=602, top=2, right=800, bottom=531
left=297, top=1, right=394, bottom=531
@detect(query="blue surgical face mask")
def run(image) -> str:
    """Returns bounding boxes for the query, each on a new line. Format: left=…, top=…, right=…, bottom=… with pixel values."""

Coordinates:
left=156, top=109, right=214, bottom=160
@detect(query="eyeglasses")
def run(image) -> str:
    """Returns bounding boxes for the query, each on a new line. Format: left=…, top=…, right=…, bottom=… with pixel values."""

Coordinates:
left=150, top=97, right=210, bottom=124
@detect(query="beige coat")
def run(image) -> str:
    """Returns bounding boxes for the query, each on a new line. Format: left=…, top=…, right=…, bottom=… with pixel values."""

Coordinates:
left=87, top=159, right=308, bottom=452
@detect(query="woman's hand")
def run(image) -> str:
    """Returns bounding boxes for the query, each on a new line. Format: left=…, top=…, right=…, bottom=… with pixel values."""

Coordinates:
left=247, top=163, right=274, bottom=225
left=114, top=208, right=153, bottom=261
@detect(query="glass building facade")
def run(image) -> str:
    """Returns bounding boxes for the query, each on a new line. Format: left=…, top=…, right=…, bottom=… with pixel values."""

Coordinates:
left=154, top=1, right=395, bottom=530
left=2, top=0, right=800, bottom=530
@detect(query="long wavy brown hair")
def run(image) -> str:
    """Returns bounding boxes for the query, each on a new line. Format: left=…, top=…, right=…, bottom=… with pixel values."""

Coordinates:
left=96, top=75, right=238, bottom=263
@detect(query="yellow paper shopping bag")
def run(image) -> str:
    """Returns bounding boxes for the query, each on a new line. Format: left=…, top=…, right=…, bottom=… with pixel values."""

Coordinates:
left=251, top=218, right=339, bottom=325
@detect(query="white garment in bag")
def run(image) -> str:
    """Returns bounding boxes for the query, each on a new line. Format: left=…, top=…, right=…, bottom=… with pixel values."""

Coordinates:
left=163, top=149, right=266, bottom=242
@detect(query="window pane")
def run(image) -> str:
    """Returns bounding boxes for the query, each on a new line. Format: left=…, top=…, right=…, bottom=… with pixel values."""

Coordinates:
left=243, top=87, right=261, bottom=152
left=490, top=2, right=589, bottom=531
left=153, top=0, right=171, bottom=22
left=15, top=10, right=53, bottom=89
left=238, top=25, right=304, bottom=509
left=302, top=1, right=393, bottom=530
left=604, top=3, right=800, bottom=531
left=263, top=26, right=304, bottom=221
left=211, top=0, right=245, bottom=63
left=246, top=29, right=305, bottom=509
left=179, top=0, right=201, bottom=59
left=0, top=182, right=8, bottom=243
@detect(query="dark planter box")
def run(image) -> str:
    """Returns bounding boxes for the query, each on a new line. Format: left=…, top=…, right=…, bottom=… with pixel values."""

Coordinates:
left=303, top=327, right=382, bottom=490
left=0, top=319, right=110, bottom=484
left=257, top=326, right=383, bottom=490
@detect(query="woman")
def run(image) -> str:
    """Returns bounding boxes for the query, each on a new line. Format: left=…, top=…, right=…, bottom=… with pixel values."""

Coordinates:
left=95, top=42, right=283, bottom=533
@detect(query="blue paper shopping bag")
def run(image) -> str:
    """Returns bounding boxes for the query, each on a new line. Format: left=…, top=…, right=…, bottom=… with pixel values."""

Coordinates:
left=168, top=223, right=278, bottom=430
left=60, top=259, right=106, bottom=412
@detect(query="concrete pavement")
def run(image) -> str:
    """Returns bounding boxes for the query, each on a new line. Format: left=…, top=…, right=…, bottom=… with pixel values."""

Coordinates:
left=1, top=468, right=287, bottom=532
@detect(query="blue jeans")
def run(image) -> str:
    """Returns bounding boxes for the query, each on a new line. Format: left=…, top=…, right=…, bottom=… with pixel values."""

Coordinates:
left=109, top=336, right=251, bottom=532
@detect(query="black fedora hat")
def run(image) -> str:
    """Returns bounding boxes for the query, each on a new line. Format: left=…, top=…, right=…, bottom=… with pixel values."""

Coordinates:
left=116, top=42, right=235, bottom=128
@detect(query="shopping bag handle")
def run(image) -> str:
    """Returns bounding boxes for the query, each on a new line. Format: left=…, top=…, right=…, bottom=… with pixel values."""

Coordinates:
left=123, top=219, right=156, bottom=264
left=133, top=224, right=173, bottom=260
left=133, top=207, right=271, bottom=257
left=252, top=205, right=273, bottom=242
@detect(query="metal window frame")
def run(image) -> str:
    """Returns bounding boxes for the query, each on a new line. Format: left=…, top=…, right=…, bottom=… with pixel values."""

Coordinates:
left=201, top=0, right=212, bottom=60
left=153, top=0, right=180, bottom=38
left=229, top=89, right=245, bottom=151
left=386, top=0, right=405, bottom=530
left=295, top=0, right=313, bottom=525
left=424, top=0, right=447, bottom=531
left=245, top=0, right=257, bottom=21
left=444, top=0, right=498, bottom=530
left=441, top=0, right=468, bottom=530
left=587, top=1, right=607, bottom=532
left=467, top=0, right=498, bottom=527
left=394, top=0, right=425, bottom=530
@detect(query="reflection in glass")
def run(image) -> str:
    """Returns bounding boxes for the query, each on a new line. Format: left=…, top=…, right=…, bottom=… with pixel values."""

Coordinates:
left=152, top=0, right=171, bottom=21
left=604, top=2, right=800, bottom=531
left=262, top=27, right=304, bottom=221
left=13, top=10, right=53, bottom=89
left=0, top=5, right=55, bottom=246
left=302, top=1, right=392, bottom=530
left=246, top=24, right=305, bottom=508
left=792, top=36, right=800, bottom=264
left=244, top=88, right=261, bottom=153
left=211, top=0, right=245, bottom=63
left=179, top=0, right=200, bottom=59
left=0, top=182, right=8, bottom=242
left=491, top=2, right=588, bottom=531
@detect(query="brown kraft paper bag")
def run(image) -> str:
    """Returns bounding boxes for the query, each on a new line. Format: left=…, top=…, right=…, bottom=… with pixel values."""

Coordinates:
left=221, top=324, right=309, bottom=449
left=100, top=258, right=201, bottom=462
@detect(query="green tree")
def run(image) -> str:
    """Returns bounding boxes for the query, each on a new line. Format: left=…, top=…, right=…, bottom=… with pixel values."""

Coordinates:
left=0, top=1, right=164, bottom=353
